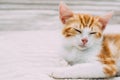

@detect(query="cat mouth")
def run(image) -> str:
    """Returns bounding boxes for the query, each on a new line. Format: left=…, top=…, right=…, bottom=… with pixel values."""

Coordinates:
left=78, top=44, right=87, bottom=48
left=75, top=44, right=88, bottom=50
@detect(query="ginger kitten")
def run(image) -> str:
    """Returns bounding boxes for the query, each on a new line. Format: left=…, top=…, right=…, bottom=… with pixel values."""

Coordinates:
left=50, top=3, right=120, bottom=79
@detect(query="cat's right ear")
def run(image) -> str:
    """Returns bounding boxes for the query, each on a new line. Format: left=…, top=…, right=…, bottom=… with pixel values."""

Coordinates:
left=99, top=12, right=113, bottom=30
left=59, top=2, right=73, bottom=24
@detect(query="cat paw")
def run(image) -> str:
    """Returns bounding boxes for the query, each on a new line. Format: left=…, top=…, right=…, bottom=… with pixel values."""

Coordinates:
left=59, top=58, right=69, bottom=66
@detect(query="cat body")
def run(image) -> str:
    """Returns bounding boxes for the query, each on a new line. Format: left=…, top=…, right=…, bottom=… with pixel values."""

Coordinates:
left=50, top=2, right=120, bottom=79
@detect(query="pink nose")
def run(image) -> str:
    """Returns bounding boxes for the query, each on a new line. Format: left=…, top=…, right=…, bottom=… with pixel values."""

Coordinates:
left=81, top=38, right=88, bottom=44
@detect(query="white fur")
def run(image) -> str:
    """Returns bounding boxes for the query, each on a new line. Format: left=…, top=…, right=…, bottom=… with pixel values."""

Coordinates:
left=60, top=42, right=101, bottom=65
left=51, top=62, right=107, bottom=78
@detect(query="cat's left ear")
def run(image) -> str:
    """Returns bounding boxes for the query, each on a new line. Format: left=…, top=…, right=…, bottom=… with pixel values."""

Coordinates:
left=59, top=2, right=73, bottom=24
left=99, top=12, right=113, bottom=30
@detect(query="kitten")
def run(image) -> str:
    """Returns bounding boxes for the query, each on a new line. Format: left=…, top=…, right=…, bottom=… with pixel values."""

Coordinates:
left=50, top=2, right=120, bottom=79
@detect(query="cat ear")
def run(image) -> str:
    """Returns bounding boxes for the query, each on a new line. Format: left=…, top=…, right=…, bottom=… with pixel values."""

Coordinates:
left=59, top=2, right=73, bottom=24
left=99, top=12, right=113, bottom=30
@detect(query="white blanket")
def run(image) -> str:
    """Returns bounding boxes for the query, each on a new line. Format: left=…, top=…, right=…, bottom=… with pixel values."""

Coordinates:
left=0, top=30, right=65, bottom=80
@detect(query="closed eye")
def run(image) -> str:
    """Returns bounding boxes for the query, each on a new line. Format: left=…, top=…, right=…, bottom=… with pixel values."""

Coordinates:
left=73, top=28, right=82, bottom=33
left=89, top=32, right=96, bottom=34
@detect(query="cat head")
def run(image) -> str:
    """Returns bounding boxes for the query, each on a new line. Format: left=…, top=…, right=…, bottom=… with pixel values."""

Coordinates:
left=59, top=2, right=113, bottom=50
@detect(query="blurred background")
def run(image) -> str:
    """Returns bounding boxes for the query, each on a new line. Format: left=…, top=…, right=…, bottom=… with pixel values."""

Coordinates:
left=0, top=0, right=119, bottom=30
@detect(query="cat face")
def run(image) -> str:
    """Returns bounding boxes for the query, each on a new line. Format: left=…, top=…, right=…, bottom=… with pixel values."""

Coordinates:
left=62, top=15, right=103, bottom=50
left=59, top=2, right=113, bottom=50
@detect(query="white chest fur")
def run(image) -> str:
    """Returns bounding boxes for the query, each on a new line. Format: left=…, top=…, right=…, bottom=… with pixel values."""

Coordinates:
left=61, top=44, right=101, bottom=65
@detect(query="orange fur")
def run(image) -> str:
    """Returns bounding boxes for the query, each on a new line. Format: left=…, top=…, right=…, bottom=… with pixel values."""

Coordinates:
left=98, top=37, right=117, bottom=76
left=98, top=34, right=120, bottom=76
left=62, top=14, right=102, bottom=38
